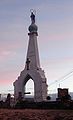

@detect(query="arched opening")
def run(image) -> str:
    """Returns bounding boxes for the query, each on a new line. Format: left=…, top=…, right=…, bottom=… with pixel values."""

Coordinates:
left=24, top=78, right=34, bottom=101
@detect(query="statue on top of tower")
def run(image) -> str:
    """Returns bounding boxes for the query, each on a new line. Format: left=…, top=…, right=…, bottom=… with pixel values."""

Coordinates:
left=29, top=10, right=38, bottom=33
left=30, top=12, right=35, bottom=24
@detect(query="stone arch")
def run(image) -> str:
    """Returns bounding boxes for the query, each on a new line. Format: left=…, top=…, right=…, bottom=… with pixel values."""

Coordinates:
left=14, top=70, right=47, bottom=102
left=23, top=74, right=32, bottom=85
left=25, top=79, right=34, bottom=101
left=21, top=73, right=43, bottom=102
left=23, top=74, right=35, bottom=100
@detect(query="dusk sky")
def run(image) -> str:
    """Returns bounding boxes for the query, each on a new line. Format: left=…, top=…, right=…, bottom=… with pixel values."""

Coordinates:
left=0, top=0, right=73, bottom=95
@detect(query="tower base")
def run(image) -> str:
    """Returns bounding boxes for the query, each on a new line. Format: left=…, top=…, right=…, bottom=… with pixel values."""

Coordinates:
left=14, top=68, right=47, bottom=102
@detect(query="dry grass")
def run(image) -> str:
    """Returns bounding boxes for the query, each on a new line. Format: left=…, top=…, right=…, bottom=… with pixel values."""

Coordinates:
left=0, top=109, right=73, bottom=120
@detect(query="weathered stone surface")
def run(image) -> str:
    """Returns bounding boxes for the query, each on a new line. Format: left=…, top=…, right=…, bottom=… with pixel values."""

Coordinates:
left=13, top=12, right=47, bottom=102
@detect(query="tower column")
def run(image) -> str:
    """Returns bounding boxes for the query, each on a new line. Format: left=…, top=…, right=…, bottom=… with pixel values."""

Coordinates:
left=13, top=12, right=48, bottom=102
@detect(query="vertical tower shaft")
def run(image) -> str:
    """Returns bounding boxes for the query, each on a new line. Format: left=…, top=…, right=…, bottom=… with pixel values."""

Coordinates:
left=13, top=12, right=48, bottom=102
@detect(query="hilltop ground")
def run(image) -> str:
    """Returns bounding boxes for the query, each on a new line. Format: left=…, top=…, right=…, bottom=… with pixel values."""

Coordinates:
left=0, top=109, right=73, bottom=120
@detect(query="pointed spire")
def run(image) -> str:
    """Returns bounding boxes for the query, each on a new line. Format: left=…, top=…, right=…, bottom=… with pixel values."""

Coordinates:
left=27, top=11, right=40, bottom=69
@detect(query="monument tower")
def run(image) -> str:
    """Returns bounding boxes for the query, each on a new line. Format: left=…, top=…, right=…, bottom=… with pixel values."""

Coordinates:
left=13, top=11, right=47, bottom=102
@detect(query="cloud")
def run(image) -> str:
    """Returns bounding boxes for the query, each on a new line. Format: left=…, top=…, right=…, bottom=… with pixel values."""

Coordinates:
left=0, top=50, right=16, bottom=58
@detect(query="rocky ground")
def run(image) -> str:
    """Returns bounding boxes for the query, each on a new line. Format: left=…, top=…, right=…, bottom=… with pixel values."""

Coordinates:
left=0, top=109, right=73, bottom=120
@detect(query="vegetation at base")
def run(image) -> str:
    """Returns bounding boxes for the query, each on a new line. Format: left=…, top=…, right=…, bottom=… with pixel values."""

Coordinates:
left=0, top=93, right=73, bottom=109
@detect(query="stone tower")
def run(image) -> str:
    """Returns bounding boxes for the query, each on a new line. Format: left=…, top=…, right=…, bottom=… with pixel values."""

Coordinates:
left=13, top=12, right=47, bottom=102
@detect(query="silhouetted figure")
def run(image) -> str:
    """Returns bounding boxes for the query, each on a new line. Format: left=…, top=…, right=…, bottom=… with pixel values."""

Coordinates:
left=5, top=93, right=11, bottom=108
left=30, top=12, right=35, bottom=24
left=26, top=58, right=30, bottom=70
